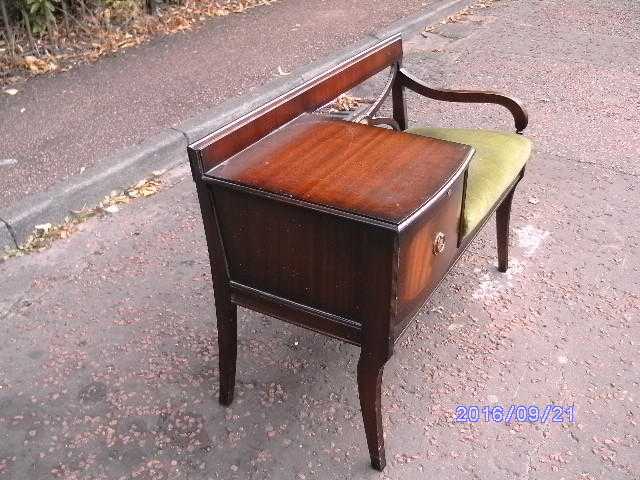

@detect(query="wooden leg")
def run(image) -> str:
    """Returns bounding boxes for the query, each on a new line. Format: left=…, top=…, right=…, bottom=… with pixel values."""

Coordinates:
left=496, top=188, right=516, bottom=273
left=357, top=354, right=386, bottom=471
left=216, top=303, right=237, bottom=406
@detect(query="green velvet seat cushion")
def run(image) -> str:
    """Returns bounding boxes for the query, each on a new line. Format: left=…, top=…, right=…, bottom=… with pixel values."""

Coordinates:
left=406, top=127, right=532, bottom=236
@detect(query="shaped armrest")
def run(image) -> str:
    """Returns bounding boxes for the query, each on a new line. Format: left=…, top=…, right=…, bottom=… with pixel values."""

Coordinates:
left=398, top=68, right=529, bottom=133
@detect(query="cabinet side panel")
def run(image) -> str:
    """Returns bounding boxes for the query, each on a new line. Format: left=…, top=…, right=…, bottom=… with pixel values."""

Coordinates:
left=395, top=178, right=464, bottom=326
left=213, top=186, right=368, bottom=321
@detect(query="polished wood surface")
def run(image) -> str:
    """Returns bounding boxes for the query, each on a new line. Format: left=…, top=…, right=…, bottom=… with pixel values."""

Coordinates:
left=187, top=33, right=529, bottom=472
left=396, top=175, right=464, bottom=324
left=207, top=115, right=473, bottom=224
left=205, top=117, right=470, bottom=471
left=398, top=67, right=529, bottom=133
left=213, top=184, right=386, bottom=322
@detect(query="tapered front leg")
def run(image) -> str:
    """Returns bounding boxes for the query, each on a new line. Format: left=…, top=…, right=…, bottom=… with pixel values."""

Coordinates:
left=216, top=303, right=237, bottom=406
left=496, top=188, right=516, bottom=273
left=191, top=178, right=238, bottom=406
left=357, top=354, right=387, bottom=471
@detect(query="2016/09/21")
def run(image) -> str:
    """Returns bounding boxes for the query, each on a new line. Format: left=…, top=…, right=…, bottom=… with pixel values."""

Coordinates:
left=455, top=404, right=576, bottom=424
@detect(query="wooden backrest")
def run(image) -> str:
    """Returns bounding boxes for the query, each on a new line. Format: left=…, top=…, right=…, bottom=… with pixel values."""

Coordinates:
left=187, top=34, right=403, bottom=178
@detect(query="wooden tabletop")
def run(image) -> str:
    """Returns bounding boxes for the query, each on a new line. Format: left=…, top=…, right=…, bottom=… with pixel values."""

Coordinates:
left=205, top=115, right=474, bottom=225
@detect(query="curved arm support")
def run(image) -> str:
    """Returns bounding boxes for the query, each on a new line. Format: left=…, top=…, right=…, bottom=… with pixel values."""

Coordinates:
left=398, top=68, right=529, bottom=133
left=355, top=63, right=398, bottom=121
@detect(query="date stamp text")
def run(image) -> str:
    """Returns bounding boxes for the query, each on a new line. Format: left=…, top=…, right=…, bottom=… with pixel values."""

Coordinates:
left=455, top=404, right=576, bottom=424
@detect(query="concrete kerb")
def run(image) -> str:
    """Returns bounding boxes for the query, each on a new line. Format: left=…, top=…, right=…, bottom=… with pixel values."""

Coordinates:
left=177, top=0, right=471, bottom=145
left=373, top=0, right=468, bottom=40
left=174, top=34, right=385, bottom=145
left=0, top=0, right=473, bottom=251
left=0, top=219, right=14, bottom=249
left=0, top=128, right=187, bottom=248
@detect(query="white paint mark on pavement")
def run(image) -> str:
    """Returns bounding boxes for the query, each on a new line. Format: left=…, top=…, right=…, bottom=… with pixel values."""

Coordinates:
left=516, top=225, right=550, bottom=257
left=0, top=158, right=17, bottom=167
left=472, top=258, right=524, bottom=301
left=103, top=205, right=119, bottom=214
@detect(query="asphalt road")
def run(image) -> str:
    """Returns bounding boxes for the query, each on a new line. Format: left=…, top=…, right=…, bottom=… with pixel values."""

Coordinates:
left=0, top=0, right=441, bottom=210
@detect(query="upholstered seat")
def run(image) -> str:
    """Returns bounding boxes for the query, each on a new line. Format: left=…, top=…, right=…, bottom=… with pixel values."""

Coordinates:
left=406, top=127, right=532, bottom=236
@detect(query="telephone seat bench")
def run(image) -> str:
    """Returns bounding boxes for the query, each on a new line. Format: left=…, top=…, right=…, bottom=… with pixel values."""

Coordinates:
left=187, top=34, right=532, bottom=470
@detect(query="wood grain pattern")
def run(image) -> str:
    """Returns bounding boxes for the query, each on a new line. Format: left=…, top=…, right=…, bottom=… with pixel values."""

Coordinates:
left=189, top=36, right=403, bottom=175
left=213, top=185, right=366, bottom=320
left=395, top=176, right=464, bottom=328
left=207, top=116, right=473, bottom=225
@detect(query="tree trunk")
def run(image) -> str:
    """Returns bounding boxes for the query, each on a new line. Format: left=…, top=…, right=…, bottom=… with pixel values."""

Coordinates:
left=0, top=0, right=15, bottom=59
left=21, top=7, right=38, bottom=54
left=146, top=0, right=161, bottom=16
left=60, top=0, right=70, bottom=32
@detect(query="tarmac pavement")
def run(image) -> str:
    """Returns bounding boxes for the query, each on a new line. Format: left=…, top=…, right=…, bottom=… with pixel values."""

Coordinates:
left=0, top=0, right=470, bottom=249
left=1, top=0, right=639, bottom=479
left=0, top=0, right=445, bottom=210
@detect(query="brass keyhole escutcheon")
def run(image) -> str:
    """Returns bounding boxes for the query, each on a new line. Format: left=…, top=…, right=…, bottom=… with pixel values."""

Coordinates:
left=433, top=232, right=446, bottom=255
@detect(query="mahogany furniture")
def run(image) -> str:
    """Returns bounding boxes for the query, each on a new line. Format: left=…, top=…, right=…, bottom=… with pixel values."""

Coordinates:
left=187, top=34, right=530, bottom=470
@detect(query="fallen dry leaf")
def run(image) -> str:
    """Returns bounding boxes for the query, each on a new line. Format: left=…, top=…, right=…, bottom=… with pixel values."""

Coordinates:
left=34, top=223, right=52, bottom=234
left=333, top=94, right=361, bottom=112
left=1, top=0, right=279, bottom=88
left=23, top=55, right=57, bottom=73
left=1, top=175, right=164, bottom=261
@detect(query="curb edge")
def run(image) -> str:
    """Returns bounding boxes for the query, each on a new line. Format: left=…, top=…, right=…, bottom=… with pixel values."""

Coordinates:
left=1, top=128, right=187, bottom=248
left=0, top=0, right=473, bottom=250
